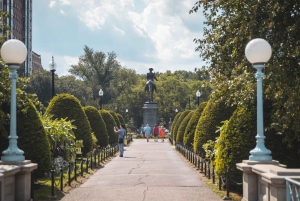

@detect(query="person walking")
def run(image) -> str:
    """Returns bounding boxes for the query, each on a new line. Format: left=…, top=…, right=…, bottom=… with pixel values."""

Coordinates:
left=114, top=124, right=126, bottom=157
left=144, top=124, right=151, bottom=142
left=160, top=126, right=165, bottom=142
left=153, top=124, right=159, bottom=142
left=140, top=124, right=145, bottom=138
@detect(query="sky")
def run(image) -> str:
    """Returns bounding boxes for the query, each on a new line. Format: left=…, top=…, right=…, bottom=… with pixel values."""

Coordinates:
left=32, top=0, right=205, bottom=76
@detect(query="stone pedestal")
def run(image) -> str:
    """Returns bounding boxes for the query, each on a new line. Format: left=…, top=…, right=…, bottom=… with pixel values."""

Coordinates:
left=142, top=102, right=158, bottom=128
left=0, top=160, right=37, bottom=201
left=236, top=160, right=300, bottom=201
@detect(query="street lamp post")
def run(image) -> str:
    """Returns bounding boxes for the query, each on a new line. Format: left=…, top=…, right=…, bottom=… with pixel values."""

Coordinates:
left=196, top=90, right=201, bottom=106
left=99, top=89, right=104, bottom=110
left=245, top=38, right=272, bottom=161
left=125, top=109, right=128, bottom=123
left=49, top=56, right=57, bottom=98
left=1, top=39, right=27, bottom=162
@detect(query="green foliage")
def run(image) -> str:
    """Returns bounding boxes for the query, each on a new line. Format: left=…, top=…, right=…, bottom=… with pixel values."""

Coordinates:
left=117, top=113, right=125, bottom=125
left=171, top=112, right=182, bottom=139
left=202, top=140, right=216, bottom=161
left=99, top=110, right=117, bottom=144
left=194, top=95, right=235, bottom=153
left=190, top=0, right=300, bottom=148
left=83, top=106, right=108, bottom=148
left=183, top=102, right=207, bottom=147
left=45, top=93, right=93, bottom=155
left=110, top=111, right=121, bottom=127
left=16, top=96, right=51, bottom=177
left=173, top=111, right=191, bottom=143
left=41, top=114, right=82, bottom=161
left=176, top=111, right=194, bottom=144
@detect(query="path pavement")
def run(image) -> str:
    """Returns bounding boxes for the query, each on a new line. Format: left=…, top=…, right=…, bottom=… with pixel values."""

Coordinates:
left=61, top=139, right=223, bottom=201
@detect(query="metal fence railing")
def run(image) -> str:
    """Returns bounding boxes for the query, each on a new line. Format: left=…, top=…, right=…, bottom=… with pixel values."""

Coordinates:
left=32, top=142, right=124, bottom=199
left=286, top=177, right=300, bottom=201
left=173, top=141, right=242, bottom=200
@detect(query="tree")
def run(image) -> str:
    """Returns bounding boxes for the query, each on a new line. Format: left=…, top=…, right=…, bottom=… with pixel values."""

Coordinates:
left=26, top=70, right=52, bottom=106
left=190, top=0, right=300, bottom=148
left=68, top=46, right=121, bottom=103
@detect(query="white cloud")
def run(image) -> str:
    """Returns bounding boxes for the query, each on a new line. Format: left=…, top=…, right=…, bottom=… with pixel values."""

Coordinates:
left=113, top=26, right=125, bottom=35
left=60, top=9, right=66, bottom=15
left=49, top=1, right=56, bottom=8
left=59, top=0, right=71, bottom=5
left=36, top=0, right=205, bottom=76
left=64, top=56, right=79, bottom=67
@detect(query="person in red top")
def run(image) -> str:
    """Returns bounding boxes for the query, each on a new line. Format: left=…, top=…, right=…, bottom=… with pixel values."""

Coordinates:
left=153, top=124, right=159, bottom=142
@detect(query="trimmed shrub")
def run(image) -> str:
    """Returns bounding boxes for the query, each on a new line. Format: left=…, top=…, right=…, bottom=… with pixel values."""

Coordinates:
left=176, top=111, right=194, bottom=144
left=17, top=96, right=51, bottom=177
left=183, top=102, right=207, bottom=147
left=171, top=112, right=182, bottom=139
left=194, top=96, right=235, bottom=153
left=83, top=106, right=108, bottom=148
left=45, top=93, right=93, bottom=155
left=117, top=113, right=125, bottom=125
left=99, top=110, right=117, bottom=144
left=173, top=110, right=191, bottom=143
left=215, top=106, right=256, bottom=189
left=110, top=111, right=121, bottom=127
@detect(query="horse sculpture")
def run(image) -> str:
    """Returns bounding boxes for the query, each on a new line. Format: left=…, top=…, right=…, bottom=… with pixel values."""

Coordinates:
left=145, top=80, right=156, bottom=102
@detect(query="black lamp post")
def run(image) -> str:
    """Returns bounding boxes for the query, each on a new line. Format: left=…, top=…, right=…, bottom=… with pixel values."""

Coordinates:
left=49, top=56, right=57, bottom=98
left=196, top=90, right=201, bottom=106
left=99, top=89, right=103, bottom=110
left=125, top=109, right=128, bottom=123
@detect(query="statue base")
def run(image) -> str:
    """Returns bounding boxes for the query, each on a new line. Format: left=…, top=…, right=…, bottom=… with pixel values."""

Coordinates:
left=142, top=102, right=158, bottom=128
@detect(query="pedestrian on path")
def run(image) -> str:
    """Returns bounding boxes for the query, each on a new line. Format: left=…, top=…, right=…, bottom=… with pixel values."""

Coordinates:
left=114, top=124, right=126, bottom=157
left=153, top=124, right=159, bottom=142
left=160, top=125, right=165, bottom=142
left=144, top=124, right=151, bottom=142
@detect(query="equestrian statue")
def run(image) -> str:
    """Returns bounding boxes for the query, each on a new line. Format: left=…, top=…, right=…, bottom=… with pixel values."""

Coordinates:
left=144, top=68, right=158, bottom=102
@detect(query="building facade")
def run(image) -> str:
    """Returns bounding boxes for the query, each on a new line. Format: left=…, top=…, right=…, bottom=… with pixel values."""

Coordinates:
left=1, top=0, right=32, bottom=77
left=32, top=51, right=43, bottom=72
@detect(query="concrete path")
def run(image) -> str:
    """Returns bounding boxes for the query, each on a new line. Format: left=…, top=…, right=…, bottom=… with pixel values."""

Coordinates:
left=61, top=139, right=222, bottom=201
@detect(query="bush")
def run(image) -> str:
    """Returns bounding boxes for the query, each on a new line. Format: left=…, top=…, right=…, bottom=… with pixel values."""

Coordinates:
left=110, top=111, right=121, bottom=127
left=17, top=96, right=51, bottom=177
left=45, top=93, right=93, bottom=155
left=183, top=102, right=207, bottom=147
left=171, top=112, right=182, bottom=139
left=173, top=110, right=191, bottom=143
left=99, top=110, right=117, bottom=144
left=83, top=106, right=108, bottom=148
left=117, top=113, right=125, bottom=125
left=194, top=96, right=235, bottom=153
left=176, top=111, right=194, bottom=144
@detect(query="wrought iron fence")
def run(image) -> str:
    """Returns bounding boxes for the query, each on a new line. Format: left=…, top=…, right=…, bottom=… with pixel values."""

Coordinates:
left=286, top=177, right=300, bottom=201
left=174, top=141, right=242, bottom=200
left=32, top=143, right=120, bottom=199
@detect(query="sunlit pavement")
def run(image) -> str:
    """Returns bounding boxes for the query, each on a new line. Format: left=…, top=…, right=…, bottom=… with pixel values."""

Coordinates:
left=61, top=139, right=222, bottom=201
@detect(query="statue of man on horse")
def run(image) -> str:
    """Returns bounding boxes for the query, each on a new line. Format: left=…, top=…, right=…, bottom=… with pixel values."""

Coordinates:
left=144, top=68, right=158, bottom=102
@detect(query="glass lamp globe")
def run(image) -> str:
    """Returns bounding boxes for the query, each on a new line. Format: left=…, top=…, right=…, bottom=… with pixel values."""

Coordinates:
left=1, top=39, right=27, bottom=64
left=49, top=57, right=57, bottom=71
left=245, top=38, right=272, bottom=64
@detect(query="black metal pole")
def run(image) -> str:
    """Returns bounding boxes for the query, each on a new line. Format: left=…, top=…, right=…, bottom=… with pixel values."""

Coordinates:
left=197, top=97, right=199, bottom=106
left=51, top=70, right=55, bottom=98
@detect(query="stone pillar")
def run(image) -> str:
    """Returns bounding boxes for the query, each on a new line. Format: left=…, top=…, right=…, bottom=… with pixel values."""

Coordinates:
left=142, top=102, right=158, bottom=128
left=0, top=160, right=37, bottom=201
left=236, top=160, right=290, bottom=201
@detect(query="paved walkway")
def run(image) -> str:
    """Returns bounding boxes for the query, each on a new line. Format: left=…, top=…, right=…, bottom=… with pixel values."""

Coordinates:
left=61, top=139, right=222, bottom=201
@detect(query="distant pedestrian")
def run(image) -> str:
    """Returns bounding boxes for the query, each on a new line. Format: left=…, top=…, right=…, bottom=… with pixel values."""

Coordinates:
left=144, top=124, right=151, bottom=142
left=160, top=126, right=165, bottom=142
left=153, top=124, right=159, bottom=142
left=114, top=124, right=126, bottom=157
left=140, top=124, right=145, bottom=137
